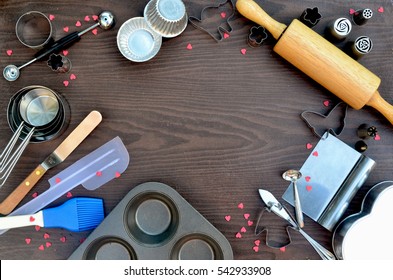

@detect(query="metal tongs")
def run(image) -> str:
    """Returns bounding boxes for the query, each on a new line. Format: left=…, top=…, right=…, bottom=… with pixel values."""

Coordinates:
left=258, top=189, right=336, bottom=260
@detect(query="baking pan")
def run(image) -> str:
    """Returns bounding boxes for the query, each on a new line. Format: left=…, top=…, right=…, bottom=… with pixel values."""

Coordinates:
left=68, top=182, right=233, bottom=260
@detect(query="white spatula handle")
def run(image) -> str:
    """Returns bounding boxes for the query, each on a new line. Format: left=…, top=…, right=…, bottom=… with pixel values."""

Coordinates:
left=0, top=212, right=43, bottom=230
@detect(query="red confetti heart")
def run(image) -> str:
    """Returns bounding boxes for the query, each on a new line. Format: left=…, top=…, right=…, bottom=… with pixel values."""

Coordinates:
left=323, top=100, right=330, bottom=107
left=237, top=203, right=244, bottom=209
left=38, top=245, right=45, bottom=251
left=43, top=233, right=50, bottom=239
left=305, top=176, right=311, bottom=182
left=84, top=15, right=91, bottom=22
left=253, top=246, right=259, bottom=252
left=248, top=220, right=253, bottom=226
left=92, top=28, right=98, bottom=35
left=279, top=246, right=286, bottom=252
left=66, top=192, right=73, bottom=198
left=306, top=143, right=313, bottom=150
left=306, top=185, right=312, bottom=192
left=49, top=14, right=55, bottom=21
left=35, top=225, right=41, bottom=231
left=92, top=15, right=99, bottom=21
left=70, top=73, right=76, bottom=80
left=374, top=134, right=381, bottom=141
left=96, top=171, right=102, bottom=176
left=63, top=80, right=69, bottom=87
left=25, top=238, right=32, bottom=245
left=225, top=215, right=231, bottom=222
left=75, top=20, right=82, bottom=27
left=115, top=171, right=121, bottom=178
left=62, top=50, right=69, bottom=56
left=29, top=216, right=35, bottom=222
left=186, top=43, right=193, bottom=50
left=32, top=192, right=38, bottom=198
left=55, top=177, right=61, bottom=183
left=235, top=232, right=242, bottom=238
left=349, top=9, right=356, bottom=15
left=240, top=48, right=247, bottom=55
left=223, top=33, right=230, bottom=39
left=378, top=7, right=384, bottom=13
left=80, top=238, right=86, bottom=243
left=312, top=151, right=319, bottom=157
left=6, top=49, right=13, bottom=56
left=46, top=242, right=52, bottom=248
left=63, top=26, right=69, bottom=32
left=60, top=236, right=66, bottom=243
left=220, top=12, right=226, bottom=18
left=240, top=226, right=247, bottom=233
left=254, top=240, right=261, bottom=246
left=243, top=213, right=250, bottom=220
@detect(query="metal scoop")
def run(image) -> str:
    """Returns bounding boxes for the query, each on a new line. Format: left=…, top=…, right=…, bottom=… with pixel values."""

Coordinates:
left=3, top=11, right=115, bottom=81
left=282, top=169, right=304, bottom=228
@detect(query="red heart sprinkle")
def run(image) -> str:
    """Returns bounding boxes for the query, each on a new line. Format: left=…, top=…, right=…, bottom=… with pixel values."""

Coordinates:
left=49, top=14, right=55, bottom=21
left=374, top=134, right=381, bottom=141
left=63, top=80, right=69, bottom=87
left=115, top=171, right=121, bottom=178
left=349, top=9, right=356, bottom=15
left=63, top=26, right=69, bottom=32
left=254, top=240, right=261, bottom=246
left=223, top=33, right=230, bottom=39
left=92, top=15, right=99, bottom=21
left=92, top=28, right=98, bottom=35
left=220, top=12, right=226, bottom=18
left=96, top=171, right=102, bottom=176
left=312, top=151, right=319, bottom=157
left=237, top=203, right=244, bottom=209
left=35, top=225, right=41, bottom=231
left=306, top=185, right=313, bottom=192
left=244, top=213, right=250, bottom=220
left=55, top=177, right=61, bottom=183
left=29, top=216, right=35, bottom=222
left=248, top=220, right=254, bottom=226
left=62, top=50, right=69, bottom=56
left=43, top=233, right=50, bottom=239
left=280, top=246, right=286, bottom=252
left=60, top=236, right=66, bottom=243
left=75, top=20, right=82, bottom=27
left=46, top=242, right=52, bottom=248
left=38, top=245, right=45, bottom=251
left=378, top=7, right=384, bottom=13
left=32, top=192, right=38, bottom=198
left=6, top=49, right=13, bottom=56
left=306, top=143, right=313, bottom=150
left=84, top=15, right=91, bottom=22
left=253, top=246, right=259, bottom=252
left=235, top=232, right=242, bottom=238
left=66, top=192, right=73, bottom=198
left=305, top=176, right=311, bottom=182
left=25, top=238, right=32, bottom=245
left=225, top=215, right=231, bottom=222
left=240, top=48, right=247, bottom=55
left=70, top=73, right=76, bottom=80
left=240, top=226, right=247, bottom=233
left=186, top=43, right=193, bottom=50
left=80, top=238, right=86, bottom=243
left=323, top=100, right=330, bottom=107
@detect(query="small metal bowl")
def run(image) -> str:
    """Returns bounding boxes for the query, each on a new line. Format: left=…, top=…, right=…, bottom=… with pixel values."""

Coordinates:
left=117, top=17, right=162, bottom=62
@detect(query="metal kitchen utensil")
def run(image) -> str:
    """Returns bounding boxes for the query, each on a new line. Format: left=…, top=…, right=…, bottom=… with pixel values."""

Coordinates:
left=0, top=136, right=130, bottom=236
left=352, top=9, right=373, bottom=26
left=282, top=169, right=304, bottom=228
left=47, top=53, right=72, bottom=73
left=357, top=124, right=377, bottom=139
left=68, top=182, right=233, bottom=260
left=259, top=189, right=336, bottom=260
left=3, top=11, right=115, bottom=81
left=247, top=26, right=268, bottom=47
left=346, top=36, right=373, bottom=60
left=325, top=17, right=352, bottom=42
left=0, top=110, right=102, bottom=215
left=282, top=132, right=376, bottom=231
left=299, top=7, right=322, bottom=28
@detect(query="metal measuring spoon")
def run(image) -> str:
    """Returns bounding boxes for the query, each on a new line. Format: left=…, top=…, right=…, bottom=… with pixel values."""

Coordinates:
left=282, top=169, right=304, bottom=228
left=3, top=11, right=115, bottom=82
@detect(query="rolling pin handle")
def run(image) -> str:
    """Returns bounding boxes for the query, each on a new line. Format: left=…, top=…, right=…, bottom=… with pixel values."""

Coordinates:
left=367, top=91, right=393, bottom=125
left=236, top=0, right=287, bottom=40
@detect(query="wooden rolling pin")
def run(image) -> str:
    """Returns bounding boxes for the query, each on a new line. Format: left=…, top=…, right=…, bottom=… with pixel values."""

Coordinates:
left=236, top=0, right=393, bottom=125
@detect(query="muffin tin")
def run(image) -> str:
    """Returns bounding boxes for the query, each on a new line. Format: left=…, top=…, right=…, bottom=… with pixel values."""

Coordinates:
left=68, top=182, right=233, bottom=260
left=7, top=85, right=70, bottom=143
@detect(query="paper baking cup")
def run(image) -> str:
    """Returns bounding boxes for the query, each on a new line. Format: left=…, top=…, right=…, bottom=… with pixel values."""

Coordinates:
left=117, top=17, right=162, bottom=62
left=144, top=0, right=188, bottom=38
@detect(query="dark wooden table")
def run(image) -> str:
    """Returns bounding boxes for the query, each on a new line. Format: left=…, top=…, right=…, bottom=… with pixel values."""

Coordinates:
left=0, top=0, right=392, bottom=260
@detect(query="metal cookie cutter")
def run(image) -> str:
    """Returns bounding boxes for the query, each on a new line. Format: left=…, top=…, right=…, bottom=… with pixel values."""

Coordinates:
left=300, top=102, right=348, bottom=138
left=188, top=0, right=235, bottom=42
left=247, top=26, right=268, bottom=47
left=299, top=7, right=322, bottom=28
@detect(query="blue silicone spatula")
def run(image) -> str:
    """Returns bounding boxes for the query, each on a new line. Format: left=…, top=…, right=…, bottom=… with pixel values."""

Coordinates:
left=0, top=136, right=130, bottom=235
left=0, top=197, right=104, bottom=232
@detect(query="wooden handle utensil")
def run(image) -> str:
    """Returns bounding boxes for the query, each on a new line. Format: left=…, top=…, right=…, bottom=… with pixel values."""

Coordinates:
left=236, top=0, right=393, bottom=125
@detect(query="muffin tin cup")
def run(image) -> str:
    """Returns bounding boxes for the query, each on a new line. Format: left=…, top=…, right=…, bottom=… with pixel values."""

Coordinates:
left=69, top=182, right=233, bottom=260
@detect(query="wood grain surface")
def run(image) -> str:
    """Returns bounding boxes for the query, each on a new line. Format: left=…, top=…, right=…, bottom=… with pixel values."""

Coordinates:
left=0, top=0, right=392, bottom=260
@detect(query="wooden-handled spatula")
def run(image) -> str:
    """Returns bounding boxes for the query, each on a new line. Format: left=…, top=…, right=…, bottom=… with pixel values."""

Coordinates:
left=236, top=0, right=393, bottom=125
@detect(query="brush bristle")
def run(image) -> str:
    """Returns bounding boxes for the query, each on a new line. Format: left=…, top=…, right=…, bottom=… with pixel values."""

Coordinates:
left=42, top=198, right=104, bottom=232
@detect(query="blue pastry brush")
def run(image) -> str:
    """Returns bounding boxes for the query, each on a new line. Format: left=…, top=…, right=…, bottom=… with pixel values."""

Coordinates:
left=0, top=197, right=104, bottom=232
